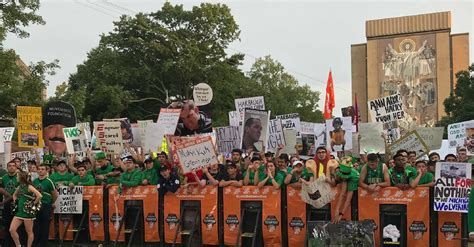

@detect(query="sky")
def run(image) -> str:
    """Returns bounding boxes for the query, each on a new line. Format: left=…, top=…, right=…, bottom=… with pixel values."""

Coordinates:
left=4, top=0, right=474, bottom=117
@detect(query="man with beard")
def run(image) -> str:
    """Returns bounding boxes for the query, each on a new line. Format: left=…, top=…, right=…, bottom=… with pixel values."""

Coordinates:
left=42, top=101, right=77, bottom=155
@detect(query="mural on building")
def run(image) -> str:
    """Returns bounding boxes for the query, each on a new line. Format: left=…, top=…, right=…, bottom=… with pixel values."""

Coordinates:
left=378, top=34, right=437, bottom=129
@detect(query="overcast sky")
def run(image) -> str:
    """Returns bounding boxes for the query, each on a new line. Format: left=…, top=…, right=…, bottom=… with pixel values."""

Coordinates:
left=5, top=0, right=473, bottom=117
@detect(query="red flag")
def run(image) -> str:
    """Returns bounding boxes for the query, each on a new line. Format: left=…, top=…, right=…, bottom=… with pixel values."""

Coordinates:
left=323, top=70, right=335, bottom=119
left=354, top=93, right=359, bottom=132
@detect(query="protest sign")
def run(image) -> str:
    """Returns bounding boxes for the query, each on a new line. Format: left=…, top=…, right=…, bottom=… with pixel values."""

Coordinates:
left=359, top=123, right=385, bottom=153
left=1, top=127, right=15, bottom=142
left=383, top=121, right=401, bottom=145
left=234, top=96, right=265, bottom=121
left=103, top=118, right=133, bottom=144
left=266, top=119, right=286, bottom=153
left=193, top=83, right=213, bottom=106
left=240, top=109, right=270, bottom=152
left=0, top=129, right=4, bottom=153
left=368, top=94, right=406, bottom=123
left=173, top=136, right=218, bottom=173
left=301, top=175, right=336, bottom=209
left=11, top=151, right=32, bottom=171
left=137, top=120, right=153, bottom=147
left=215, top=126, right=241, bottom=154
left=300, top=133, right=315, bottom=156
left=387, top=131, right=429, bottom=159
left=156, top=108, right=181, bottom=135
left=415, top=127, right=444, bottom=151
left=76, top=123, right=91, bottom=141
left=282, top=129, right=298, bottom=154
left=228, top=111, right=240, bottom=127
left=63, top=126, right=88, bottom=154
left=314, top=124, right=326, bottom=148
left=434, top=162, right=472, bottom=213
left=326, top=117, right=352, bottom=152
left=465, top=121, right=474, bottom=155
left=54, top=186, right=83, bottom=214
left=144, top=123, right=162, bottom=152
left=300, top=122, right=315, bottom=135
left=130, top=123, right=141, bottom=147
left=93, top=121, right=123, bottom=155
left=17, top=106, right=43, bottom=148
left=276, top=113, right=301, bottom=137
left=447, top=120, right=474, bottom=149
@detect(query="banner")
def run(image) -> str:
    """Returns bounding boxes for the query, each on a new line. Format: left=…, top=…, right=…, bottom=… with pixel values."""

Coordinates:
left=83, top=186, right=105, bottom=241
left=415, top=127, right=444, bottom=151
left=93, top=121, right=123, bottom=155
left=368, top=93, right=406, bottom=123
left=240, top=109, right=270, bottom=152
left=276, top=113, right=301, bottom=137
left=223, top=186, right=282, bottom=246
left=193, top=83, right=213, bottom=106
left=359, top=122, right=385, bottom=153
left=447, top=120, right=474, bottom=148
left=173, top=136, right=218, bottom=173
left=434, top=162, right=472, bottom=213
left=216, top=126, right=241, bottom=154
left=266, top=119, right=285, bottom=153
left=63, top=126, right=88, bottom=154
left=54, top=186, right=83, bottom=214
left=235, top=96, right=265, bottom=121
left=228, top=111, right=240, bottom=127
left=326, top=117, right=352, bottom=152
left=17, top=106, right=43, bottom=148
left=287, top=187, right=306, bottom=247
left=163, top=186, right=218, bottom=245
left=387, top=131, right=429, bottom=158
left=358, top=187, right=430, bottom=247
left=301, top=175, right=335, bottom=208
left=108, top=185, right=160, bottom=242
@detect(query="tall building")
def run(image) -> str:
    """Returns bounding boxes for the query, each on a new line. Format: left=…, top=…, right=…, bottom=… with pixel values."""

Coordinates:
left=351, top=11, right=469, bottom=129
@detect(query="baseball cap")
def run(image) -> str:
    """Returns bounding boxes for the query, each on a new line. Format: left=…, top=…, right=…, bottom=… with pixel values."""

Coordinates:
left=42, top=101, right=77, bottom=128
left=292, top=160, right=303, bottom=167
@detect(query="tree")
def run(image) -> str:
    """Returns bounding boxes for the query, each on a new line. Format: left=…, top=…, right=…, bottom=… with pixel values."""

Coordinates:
left=0, top=0, right=45, bottom=42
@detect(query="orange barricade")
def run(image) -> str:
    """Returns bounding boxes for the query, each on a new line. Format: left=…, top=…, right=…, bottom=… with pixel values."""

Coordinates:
left=287, top=187, right=306, bottom=247
left=58, top=214, right=74, bottom=240
left=223, top=186, right=282, bottom=246
left=358, top=187, right=430, bottom=247
left=108, top=185, right=159, bottom=242
left=437, top=211, right=462, bottom=246
left=163, top=185, right=219, bottom=245
left=83, top=186, right=105, bottom=241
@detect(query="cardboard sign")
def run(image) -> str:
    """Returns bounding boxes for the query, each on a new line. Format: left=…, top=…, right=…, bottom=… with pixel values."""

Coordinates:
left=156, top=108, right=181, bottom=134
left=11, top=151, right=32, bottom=171
left=326, top=117, right=352, bottom=152
left=228, top=111, right=240, bottom=127
left=63, top=126, right=88, bottom=154
left=447, top=120, right=474, bottom=148
left=266, top=119, right=285, bottom=153
left=434, top=162, right=472, bottom=213
left=359, top=122, right=385, bottom=153
left=103, top=118, right=133, bottom=144
left=387, top=131, right=429, bottom=158
left=17, top=106, right=43, bottom=148
left=276, top=113, right=301, bottom=137
left=301, top=175, right=336, bottom=208
left=216, top=126, right=241, bottom=154
left=235, top=96, right=265, bottom=121
left=54, top=186, right=83, bottom=214
left=93, top=121, right=123, bottom=155
left=240, top=109, right=270, bottom=152
left=193, top=83, right=213, bottom=106
left=174, top=136, right=218, bottom=173
left=282, top=129, right=297, bottom=154
left=368, top=94, right=406, bottom=123
left=144, top=123, right=163, bottom=152
left=415, top=127, right=444, bottom=151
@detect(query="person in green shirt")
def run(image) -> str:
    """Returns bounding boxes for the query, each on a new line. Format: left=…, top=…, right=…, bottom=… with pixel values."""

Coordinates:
left=142, top=158, right=158, bottom=185
left=33, top=163, right=58, bottom=247
left=93, top=151, right=114, bottom=185
left=120, top=156, right=142, bottom=189
left=358, top=153, right=390, bottom=192
left=1, top=160, right=19, bottom=247
left=49, top=160, right=74, bottom=187
left=410, top=160, right=435, bottom=187
left=69, top=164, right=96, bottom=186
left=329, top=156, right=359, bottom=224
left=389, top=153, right=418, bottom=189
left=243, top=157, right=263, bottom=185
left=257, top=161, right=284, bottom=189
left=284, top=160, right=314, bottom=188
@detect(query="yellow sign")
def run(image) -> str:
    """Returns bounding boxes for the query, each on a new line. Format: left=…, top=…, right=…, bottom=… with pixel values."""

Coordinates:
left=17, top=106, right=43, bottom=148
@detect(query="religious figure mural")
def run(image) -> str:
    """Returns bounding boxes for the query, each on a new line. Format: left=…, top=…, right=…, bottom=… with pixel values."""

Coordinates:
left=379, top=34, right=437, bottom=129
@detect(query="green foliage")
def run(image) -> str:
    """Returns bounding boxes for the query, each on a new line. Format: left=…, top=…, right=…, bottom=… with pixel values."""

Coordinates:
left=0, top=0, right=44, bottom=42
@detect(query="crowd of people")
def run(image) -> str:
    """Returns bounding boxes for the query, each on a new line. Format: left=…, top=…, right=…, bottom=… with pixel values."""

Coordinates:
left=0, top=143, right=472, bottom=246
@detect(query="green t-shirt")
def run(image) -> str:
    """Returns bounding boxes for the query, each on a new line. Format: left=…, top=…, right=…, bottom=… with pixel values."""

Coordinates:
left=95, top=164, right=114, bottom=184
left=120, top=169, right=142, bottom=188
left=346, top=170, right=360, bottom=191
left=289, top=168, right=314, bottom=183
left=49, top=172, right=74, bottom=186
left=364, top=163, right=385, bottom=185
left=142, top=168, right=158, bottom=185
left=71, top=174, right=96, bottom=186
left=389, top=166, right=417, bottom=186
left=277, top=167, right=292, bottom=178
left=258, top=172, right=284, bottom=186
left=243, top=165, right=265, bottom=185
left=2, top=173, right=19, bottom=195
left=417, top=172, right=434, bottom=185
left=33, top=177, right=56, bottom=204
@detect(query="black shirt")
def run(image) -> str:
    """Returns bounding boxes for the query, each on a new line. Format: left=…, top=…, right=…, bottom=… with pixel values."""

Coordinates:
left=157, top=172, right=180, bottom=196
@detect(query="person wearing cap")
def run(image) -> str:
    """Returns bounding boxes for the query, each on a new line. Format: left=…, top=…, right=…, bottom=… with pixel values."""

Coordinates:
left=42, top=101, right=77, bottom=155
left=156, top=151, right=173, bottom=170
left=119, top=157, right=142, bottom=189
left=410, top=160, right=434, bottom=187
left=284, top=160, right=314, bottom=188
left=69, top=164, right=96, bottom=186
left=202, top=162, right=225, bottom=186
left=330, top=157, right=359, bottom=224
left=257, top=161, right=284, bottom=189
left=358, top=153, right=390, bottom=192
left=50, top=160, right=74, bottom=187
left=219, top=161, right=243, bottom=187
left=93, top=151, right=114, bottom=185
left=429, top=152, right=440, bottom=162
left=243, top=156, right=263, bottom=186
left=157, top=165, right=180, bottom=196
left=389, top=153, right=418, bottom=190
left=141, top=158, right=158, bottom=185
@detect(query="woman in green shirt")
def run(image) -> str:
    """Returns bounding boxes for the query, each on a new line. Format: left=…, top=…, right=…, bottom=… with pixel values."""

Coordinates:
left=257, top=162, right=284, bottom=190
left=10, top=171, right=42, bottom=247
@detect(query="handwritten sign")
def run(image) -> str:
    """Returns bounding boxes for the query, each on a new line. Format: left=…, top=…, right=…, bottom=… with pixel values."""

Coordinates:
left=387, top=131, right=429, bottom=159
left=415, top=127, right=444, bottom=151
left=11, top=151, right=32, bottom=171
left=174, top=136, right=218, bottom=173
left=17, top=106, right=43, bottom=148
left=54, top=186, right=83, bottom=214
left=359, top=123, right=385, bottom=153
left=368, top=94, right=406, bottom=123
left=0, top=127, right=15, bottom=142
left=434, top=162, right=472, bottom=213
left=193, top=83, right=213, bottom=106
left=216, top=126, right=241, bottom=154
left=228, top=111, right=240, bottom=127
left=63, top=126, right=88, bottom=154
left=93, top=121, right=123, bottom=155
left=276, top=113, right=301, bottom=137
left=235, top=96, right=265, bottom=121
left=266, top=119, right=286, bottom=153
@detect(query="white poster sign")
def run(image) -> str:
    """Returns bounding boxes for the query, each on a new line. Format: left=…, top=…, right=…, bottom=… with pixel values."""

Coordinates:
left=359, top=122, right=385, bottom=154
left=11, top=151, right=32, bottom=171
left=0, top=127, right=15, bottom=142
left=301, top=175, right=336, bottom=209
left=54, top=186, right=83, bottom=214
left=415, top=127, right=444, bottom=151
left=215, top=126, right=241, bottom=154
left=388, top=131, right=429, bottom=159
left=276, top=113, right=301, bottom=137
left=464, top=121, right=474, bottom=155
left=368, top=94, right=406, bottom=123
left=447, top=121, right=474, bottom=149
left=326, top=117, right=352, bottom=152
left=266, top=119, right=286, bottom=153
left=193, top=83, right=213, bottom=106
left=228, top=111, right=240, bottom=127
left=63, top=126, right=88, bottom=154
left=240, top=109, right=270, bottom=152
left=282, top=129, right=298, bottom=154
left=234, top=96, right=265, bottom=121
left=93, top=121, right=123, bottom=155
left=434, top=162, right=472, bottom=213
left=174, top=136, right=218, bottom=173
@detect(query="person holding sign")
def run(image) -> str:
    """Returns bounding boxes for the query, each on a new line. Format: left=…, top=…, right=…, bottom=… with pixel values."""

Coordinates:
left=202, top=163, right=225, bottom=186
left=141, top=158, right=158, bottom=185
left=10, top=171, right=42, bottom=247
left=410, top=161, right=435, bottom=187
left=49, top=160, right=74, bottom=187
left=119, top=156, right=142, bottom=189
left=257, top=161, right=284, bottom=190
left=33, top=163, right=58, bottom=247
left=389, top=153, right=418, bottom=190
left=358, top=153, right=390, bottom=192
left=69, top=164, right=96, bottom=186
